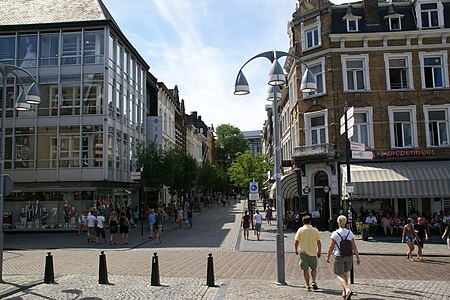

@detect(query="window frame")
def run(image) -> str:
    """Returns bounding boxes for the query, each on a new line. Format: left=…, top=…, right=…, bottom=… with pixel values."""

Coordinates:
left=350, top=107, right=374, bottom=149
left=423, top=104, right=450, bottom=147
left=301, top=19, right=321, bottom=51
left=388, top=106, right=418, bottom=148
left=341, top=54, right=370, bottom=92
left=419, top=51, right=449, bottom=89
left=346, top=18, right=359, bottom=32
left=416, top=0, right=444, bottom=29
left=302, top=57, right=326, bottom=98
left=388, top=16, right=402, bottom=30
left=304, top=109, right=328, bottom=146
left=384, top=53, right=414, bottom=91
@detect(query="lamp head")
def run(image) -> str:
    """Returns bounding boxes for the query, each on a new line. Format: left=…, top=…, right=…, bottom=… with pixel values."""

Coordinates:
left=268, top=59, right=286, bottom=86
left=25, top=82, right=41, bottom=105
left=266, top=85, right=281, bottom=101
left=234, top=71, right=250, bottom=95
left=300, top=69, right=317, bottom=93
left=15, top=90, right=31, bottom=111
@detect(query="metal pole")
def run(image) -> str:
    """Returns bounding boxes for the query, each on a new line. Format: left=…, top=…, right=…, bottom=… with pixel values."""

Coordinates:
left=273, top=80, right=285, bottom=285
left=0, top=71, right=7, bottom=282
left=345, top=110, right=354, bottom=284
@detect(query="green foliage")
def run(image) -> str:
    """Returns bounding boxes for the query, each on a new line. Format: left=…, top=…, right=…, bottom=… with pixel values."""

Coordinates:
left=136, top=142, right=165, bottom=191
left=227, top=150, right=271, bottom=194
left=215, top=124, right=248, bottom=170
left=164, top=148, right=198, bottom=197
left=197, top=161, right=227, bottom=193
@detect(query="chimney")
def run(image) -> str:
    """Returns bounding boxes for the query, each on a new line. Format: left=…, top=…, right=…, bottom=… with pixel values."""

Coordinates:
left=363, top=0, right=379, bottom=25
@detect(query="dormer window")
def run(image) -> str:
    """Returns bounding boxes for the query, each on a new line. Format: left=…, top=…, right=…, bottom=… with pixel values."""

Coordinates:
left=389, top=16, right=401, bottom=30
left=415, top=0, right=444, bottom=29
left=342, top=5, right=361, bottom=33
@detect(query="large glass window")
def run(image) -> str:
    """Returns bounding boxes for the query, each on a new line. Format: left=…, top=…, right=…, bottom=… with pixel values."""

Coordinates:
left=0, top=36, right=15, bottom=64
left=84, top=30, right=104, bottom=64
left=420, top=3, right=439, bottom=27
left=18, top=35, right=37, bottom=68
left=419, top=51, right=448, bottom=89
left=342, top=55, right=369, bottom=91
left=302, top=20, right=321, bottom=51
left=424, top=106, right=449, bottom=147
left=351, top=110, right=373, bottom=148
left=40, top=33, right=59, bottom=66
left=83, top=73, right=103, bottom=115
left=385, top=53, right=413, bottom=90
left=14, top=128, right=35, bottom=169
left=305, top=110, right=328, bottom=145
left=62, top=32, right=82, bottom=65
left=61, top=75, right=81, bottom=115
left=389, top=106, right=417, bottom=148
left=304, top=58, right=325, bottom=97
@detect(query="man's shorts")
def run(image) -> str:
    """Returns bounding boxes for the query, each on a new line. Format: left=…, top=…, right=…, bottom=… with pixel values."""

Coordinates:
left=299, top=252, right=318, bottom=270
left=255, top=223, right=262, bottom=232
left=333, top=255, right=353, bottom=275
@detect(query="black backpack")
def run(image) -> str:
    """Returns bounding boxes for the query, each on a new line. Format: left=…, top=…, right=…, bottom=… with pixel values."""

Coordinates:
left=336, top=230, right=353, bottom=257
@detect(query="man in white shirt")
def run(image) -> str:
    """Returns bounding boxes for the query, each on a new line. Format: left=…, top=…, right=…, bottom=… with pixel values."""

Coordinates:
left=253, top=209, right=263, bottom=241
left=95, top=211, right=106, bottom=244
left=364, top=211, right=378, bottom=236
left=86, top=212, right=96, bottom=243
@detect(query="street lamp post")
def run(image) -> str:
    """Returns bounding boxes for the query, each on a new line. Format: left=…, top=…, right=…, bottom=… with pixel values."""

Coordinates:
left=234, top=50, right=316, bottom=284
left=0, top=64, right=41, bottom=281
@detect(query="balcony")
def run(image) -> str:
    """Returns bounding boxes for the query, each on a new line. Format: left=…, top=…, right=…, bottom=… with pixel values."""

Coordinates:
left=292, top=143, right=335, bottom=161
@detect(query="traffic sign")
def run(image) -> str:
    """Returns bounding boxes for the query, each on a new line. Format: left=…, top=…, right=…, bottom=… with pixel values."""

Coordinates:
left=249, top=182, right=258, bottom=193
left=351, top=150, right=374, bottom=160
left=350, top=142, right=366, bottom=151
left=249, top=193, right=259, bottom=200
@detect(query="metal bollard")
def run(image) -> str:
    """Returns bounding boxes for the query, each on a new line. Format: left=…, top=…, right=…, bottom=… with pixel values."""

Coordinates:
left=206, top=253, right=215, bottom=287
left=151, top=252, right=160, bottom=286
left=99, top=251, right=108, bottom=284
left=44, top=252, right=55, bottom=284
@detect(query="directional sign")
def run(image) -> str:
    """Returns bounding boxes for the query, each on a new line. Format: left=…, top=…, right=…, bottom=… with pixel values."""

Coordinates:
left=340, top=115, right=346, bottom=135
left=249, top=182, right=258, bottom=193
left=249, top=193, right=259, bottom=200
left=351, top=150, right=374, bottom=160
left=350, top=141, right=366, bottom=151
left=340, top=106, right=355, bottom=136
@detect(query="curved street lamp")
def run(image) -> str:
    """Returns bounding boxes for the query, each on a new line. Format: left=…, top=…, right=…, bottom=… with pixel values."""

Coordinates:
left=234, top=50, right=316, bottom=285
left=0, top=63, right=41, bottom=280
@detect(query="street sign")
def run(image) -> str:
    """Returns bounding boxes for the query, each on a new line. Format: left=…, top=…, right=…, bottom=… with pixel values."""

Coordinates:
left=340, top=115, right=346, bottom=135
left=249, top=193, right=259, bottom=200
left=350, top=141, right=366, bottom=151
left=347, top=126, right=354, bottom=138
left=347, top=106, right=354, bottom=119
left=249, top=182, right=258, bottom=193
left=340, top=106, right=355, bottom=136
left=346, top=183, right=354, bottom=193
left=351, top=150, right=374, bottom=160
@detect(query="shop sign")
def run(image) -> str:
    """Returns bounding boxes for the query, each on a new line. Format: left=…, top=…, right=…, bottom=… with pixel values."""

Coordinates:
left=376, top=149, right=435, bottom=158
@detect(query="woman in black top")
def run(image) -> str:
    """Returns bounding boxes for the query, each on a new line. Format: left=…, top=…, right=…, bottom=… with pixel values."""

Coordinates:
left=119, top=212, right=130, bottom=245
left=241, top=210, right=251, bottom=240
left=442, top=220, right=450, bottom=252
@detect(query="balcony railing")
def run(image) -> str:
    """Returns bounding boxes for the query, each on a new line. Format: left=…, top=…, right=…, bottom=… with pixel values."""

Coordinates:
left=292, top=143, right=335, bottom=160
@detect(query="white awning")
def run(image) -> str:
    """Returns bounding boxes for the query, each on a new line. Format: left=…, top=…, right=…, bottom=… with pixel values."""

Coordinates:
left=341, top=160, right=450, bottom=198
left=269, top=173, right=299, bottom=199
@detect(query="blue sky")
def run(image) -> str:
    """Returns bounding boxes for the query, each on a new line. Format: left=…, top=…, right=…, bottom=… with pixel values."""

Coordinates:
left=102, top=0, right=349, bottom=132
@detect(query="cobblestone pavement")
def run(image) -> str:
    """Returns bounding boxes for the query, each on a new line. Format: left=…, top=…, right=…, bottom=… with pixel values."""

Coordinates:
left=1, top=200, right=449, bottom=299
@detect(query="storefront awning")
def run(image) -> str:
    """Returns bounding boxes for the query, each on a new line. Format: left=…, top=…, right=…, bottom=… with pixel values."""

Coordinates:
left=269, top=173, right=299, bottom=199
left=341, top=160, right=450, bottom=198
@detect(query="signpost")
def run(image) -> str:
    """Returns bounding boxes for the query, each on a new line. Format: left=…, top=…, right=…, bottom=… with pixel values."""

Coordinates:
left=351, top=150, right=374, bottom=160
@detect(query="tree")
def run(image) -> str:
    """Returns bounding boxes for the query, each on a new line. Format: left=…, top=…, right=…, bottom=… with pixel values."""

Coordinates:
left=228, top=150, right=271, bottom=194
left=198, top=161, right=228, bottom=194
left=214, top=124, right=248, bottom=170
left=136, top=142, right=165, bottom=192
left=164, top=148, right=198, bottom=201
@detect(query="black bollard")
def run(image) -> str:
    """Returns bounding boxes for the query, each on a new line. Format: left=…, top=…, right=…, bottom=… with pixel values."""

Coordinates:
left=206, top=253, right=215, bottom=287
left=99, top=251, right=108, bottom=284
left=151, top=252, right=160, bottom=286
left=44, top=252, right=55, bottom=284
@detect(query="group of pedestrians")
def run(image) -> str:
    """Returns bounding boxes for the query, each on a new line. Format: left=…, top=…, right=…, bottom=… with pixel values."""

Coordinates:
left=83, top=209, right=132, bottom=245
left=294, top=214, right=360, bottom=299
left=240, top=209, right=264, bottom=240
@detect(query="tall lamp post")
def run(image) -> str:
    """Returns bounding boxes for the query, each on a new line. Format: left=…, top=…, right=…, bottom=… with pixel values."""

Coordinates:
left=234, top=50, right=316, bottom=284
left=0, top=64, right=41, bottom=281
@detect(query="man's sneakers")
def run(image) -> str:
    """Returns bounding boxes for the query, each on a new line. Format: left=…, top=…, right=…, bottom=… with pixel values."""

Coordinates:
left=312, top=282, right=318, bottom=290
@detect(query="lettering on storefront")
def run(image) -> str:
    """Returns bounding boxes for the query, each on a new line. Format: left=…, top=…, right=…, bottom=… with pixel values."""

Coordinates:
left=376, top=149, right=435, bottom=158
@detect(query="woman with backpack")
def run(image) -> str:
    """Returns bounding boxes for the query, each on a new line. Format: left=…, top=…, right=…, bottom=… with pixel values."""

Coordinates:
left=326, top=215, right=361, bottom=300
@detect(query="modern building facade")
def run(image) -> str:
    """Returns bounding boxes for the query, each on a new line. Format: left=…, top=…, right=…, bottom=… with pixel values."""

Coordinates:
left=275, top=0, right=450, bottom=226
left=242, top=130, right=263, bottom=155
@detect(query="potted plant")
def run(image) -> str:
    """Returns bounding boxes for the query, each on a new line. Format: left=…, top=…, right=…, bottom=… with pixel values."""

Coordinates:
left=360, top=223, right=370, bottom=241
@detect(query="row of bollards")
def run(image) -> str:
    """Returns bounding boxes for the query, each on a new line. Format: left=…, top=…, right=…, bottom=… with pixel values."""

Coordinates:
left=43, top=251, right=216, bottom=287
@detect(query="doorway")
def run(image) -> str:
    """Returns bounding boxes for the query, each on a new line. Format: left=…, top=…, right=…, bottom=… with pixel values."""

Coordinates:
left=313, top=171, right=330, bottom=229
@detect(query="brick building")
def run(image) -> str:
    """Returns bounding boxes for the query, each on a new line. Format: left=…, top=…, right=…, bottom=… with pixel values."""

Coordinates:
left=279, top=0, right=450, bottom=226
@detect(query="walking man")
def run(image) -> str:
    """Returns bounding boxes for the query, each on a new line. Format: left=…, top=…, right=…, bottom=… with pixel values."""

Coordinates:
left=253, top=209, right=263, bottom=240
left=294, top=215, right=321, bottom=291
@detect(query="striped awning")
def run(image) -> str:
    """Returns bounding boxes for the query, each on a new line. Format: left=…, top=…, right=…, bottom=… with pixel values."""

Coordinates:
left=268, top=172, right=299, bottom=199
left=341, top=161, right=450, bottom=198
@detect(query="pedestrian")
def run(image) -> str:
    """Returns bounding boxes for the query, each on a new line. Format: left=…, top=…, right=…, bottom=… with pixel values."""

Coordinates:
left=154, top=209, right=162, bottom=244
left=187, top=207, right=193, bottom=228
left=119, top=211, right=130, bottom=245
left=441, top=220, right=450, bottom=253
left=253, top=209, right=263, bottom=241
left=86, top=211, right=96, bottom=243
left=132, top=206, right=139, bottom=228
left=294, top=215, right=321, bottom=291
left=241, top=210, right=251, bottom=240
left=148, top=209, right=155, bottom=239
left=176, top=207, right=184, bottom=228
left=402, top=217, right=420, bottom=261
left=265, top=207, right=273, bottom=225
left=95, top=211, right=106, bottom=244
left=326, top=215, right=361, bottom=300
left=108, top=212, right=118, bottom=245
left=415, top=217, right=428, bottom=261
